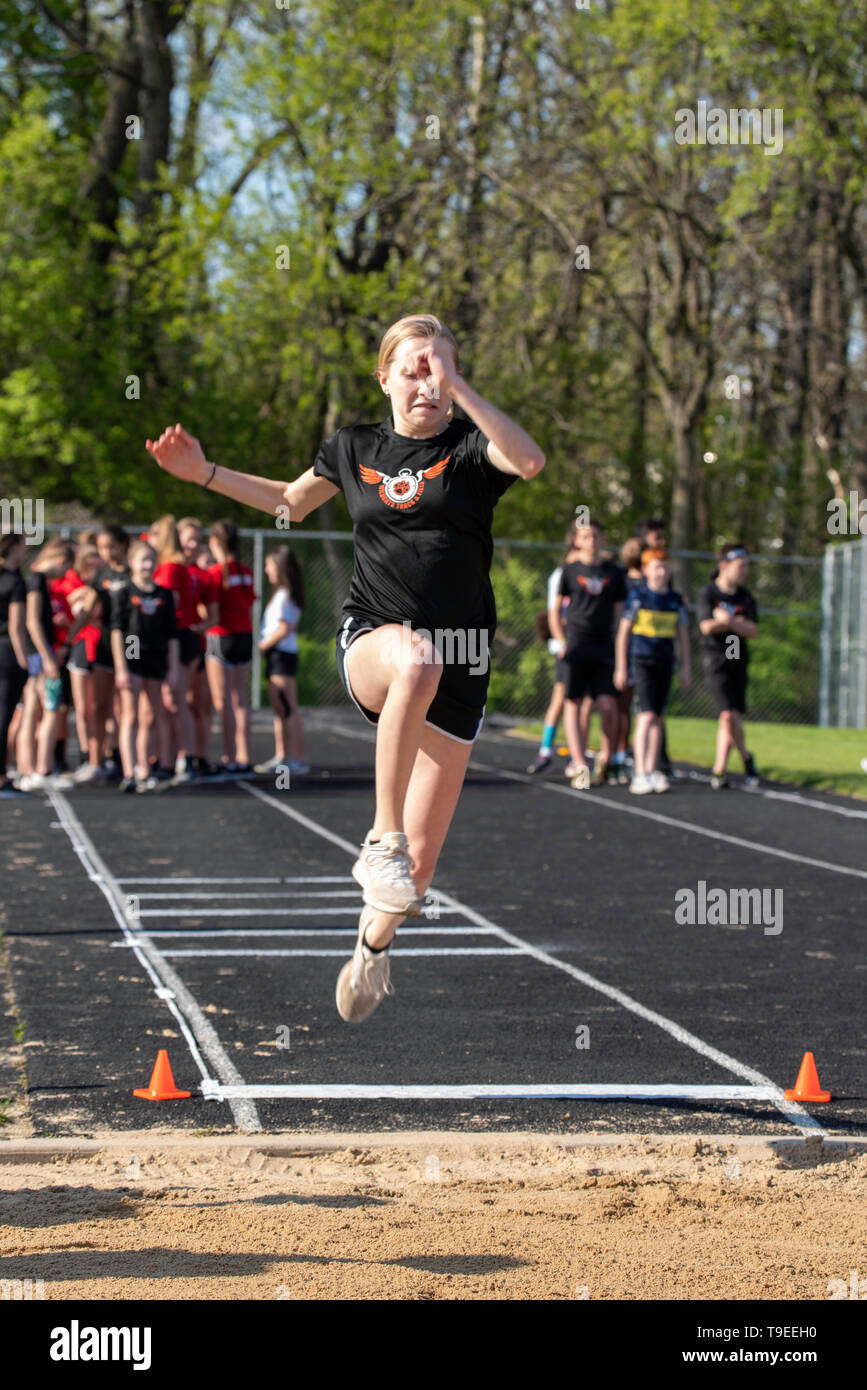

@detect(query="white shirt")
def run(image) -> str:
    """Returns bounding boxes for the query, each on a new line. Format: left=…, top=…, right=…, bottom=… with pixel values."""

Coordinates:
left=260, top=588, right=300, bottom=653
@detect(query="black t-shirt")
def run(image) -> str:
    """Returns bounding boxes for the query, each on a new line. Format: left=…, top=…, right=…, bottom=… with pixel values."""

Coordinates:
left=696, top=582, right=757, bottom=666
left=0, top=568, right=26, bottom=643
left=557, top=560, right=628, bottom=651
left=94, top=565, right=130, bottom=625
left=312, top=417, right=517, bottom=631
left=24, top=570, right=53, bottom=655
left=110, top=582, right=177, bottom=653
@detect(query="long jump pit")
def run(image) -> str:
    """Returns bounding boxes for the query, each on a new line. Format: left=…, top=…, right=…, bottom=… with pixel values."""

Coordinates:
left=1, top=1128, right=865, bottom=1302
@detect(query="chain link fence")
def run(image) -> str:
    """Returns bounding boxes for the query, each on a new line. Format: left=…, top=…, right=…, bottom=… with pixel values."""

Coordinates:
left=44, top=524, right=824, bottom=723
left=820, top=537, right=867, bottom=728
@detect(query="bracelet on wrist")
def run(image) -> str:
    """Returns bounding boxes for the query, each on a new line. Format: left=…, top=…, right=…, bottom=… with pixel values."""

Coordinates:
left=203, top=460, right=217, bottom=489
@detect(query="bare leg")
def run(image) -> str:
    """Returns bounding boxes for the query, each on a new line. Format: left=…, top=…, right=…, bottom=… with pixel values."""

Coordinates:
left=230, top=664, right=251, bottom=765
left=363, top=724, right=473, bottom=949
left=286, top=676, right=304, bottom=760
left=344, top=624, right=443, bottom=836
left=563, top=697, right=586, bottom=769
left=118, top=683, right=138, bottom=778
left=206, top=657, right=233, bottom=764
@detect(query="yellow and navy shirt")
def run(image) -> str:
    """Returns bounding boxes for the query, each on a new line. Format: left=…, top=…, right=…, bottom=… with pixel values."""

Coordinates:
left=623, top=584, right=688, bottom=662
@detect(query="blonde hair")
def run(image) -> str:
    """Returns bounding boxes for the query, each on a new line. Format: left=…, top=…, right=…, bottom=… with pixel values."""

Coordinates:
left=376, top=314, right=460, bottom=422
left=151, top=514, right=184, bottom=565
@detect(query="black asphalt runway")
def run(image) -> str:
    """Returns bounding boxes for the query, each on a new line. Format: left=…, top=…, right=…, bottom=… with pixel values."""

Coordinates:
left=1, top=710, right=863, bottom=1138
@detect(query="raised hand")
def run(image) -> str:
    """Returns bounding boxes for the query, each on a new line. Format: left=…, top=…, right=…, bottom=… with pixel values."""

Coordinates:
left=411, top=338, right=460, bottom=404
left=145, top=424, right=208, bottom=483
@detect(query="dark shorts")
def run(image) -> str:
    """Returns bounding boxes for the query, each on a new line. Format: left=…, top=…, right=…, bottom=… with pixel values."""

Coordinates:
left=60, top=663, right=73, bottom=708
left=704, top=657, right=748, bottom=715
left=562, top=646, right=617, bottom=702
left=126, top=650, right=168, bottom=682
left=206, top=632, right=253, bottom=667
left=266, top=649, right=298, bottom=679
left=94, top=637, right=114, bottom=672
left=336, top=614, right=487, bottom=745
left=633, top=658, right=674, bottom=716
left=67, top=640, right=93, bottom=674
left=554, top=654, right=569, bottom=686
left=178, top=627, right=203, bottom=667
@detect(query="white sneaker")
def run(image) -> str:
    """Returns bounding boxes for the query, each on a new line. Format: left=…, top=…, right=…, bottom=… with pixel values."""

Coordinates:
left=569, top=766, right=592, bottom=789
left=254, top=756, right=282, bottom=774
left=650, top=770, right=670, bottom=793
left=351, top=830, right=422, bottom=915
left=335, top=907, right=395, bottom=1023
left=629, top=774, right=653, bottom=795
left=71, top=763, right=103, bottom=784
left=172, top=757, right=195, bottom=785
left=19, top=772, right=74, bottom=791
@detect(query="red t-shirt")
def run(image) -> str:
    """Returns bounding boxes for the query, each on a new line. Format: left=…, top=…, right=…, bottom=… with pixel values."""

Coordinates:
left=204, top=561, right=256, bottom=636
left=57, top=568, right=102, bottom=661
left=49, top=570, right=77, bottom=650
left=154, top=560, right=196, bottom=629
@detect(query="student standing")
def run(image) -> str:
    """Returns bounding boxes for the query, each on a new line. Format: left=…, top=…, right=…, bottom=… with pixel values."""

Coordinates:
left=0, top=535, right=30, bottom=797
left=146, top=312, right=544, bottom=1023
left=696, top=544, right=760, bottom=788
left=615, top=549, right=690, bottom=794
left=111, top=540, right=180, bottom=792
left=527, top=522, right=579, bottom=775
left=256, top=547, right=309, bottom=776
left=548, top=518, right=626, bottom=788
left=202, top=521, right=256, bottom=777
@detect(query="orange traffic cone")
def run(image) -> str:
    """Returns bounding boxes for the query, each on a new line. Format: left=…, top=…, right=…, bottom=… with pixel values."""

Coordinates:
left=133, top=1049, right=191, bottom=1101
left=784, top=1051, right=830, bottom=1103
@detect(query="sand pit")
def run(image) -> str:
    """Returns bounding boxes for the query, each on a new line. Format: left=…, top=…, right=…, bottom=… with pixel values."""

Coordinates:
left=1, top=1132, right=864, bottom=1301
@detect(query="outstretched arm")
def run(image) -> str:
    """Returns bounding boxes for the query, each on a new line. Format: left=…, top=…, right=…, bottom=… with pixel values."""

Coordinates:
left=146, top=425, right=338, bottom=522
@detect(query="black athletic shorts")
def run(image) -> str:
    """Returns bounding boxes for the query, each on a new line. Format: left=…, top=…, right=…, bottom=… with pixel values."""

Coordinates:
left=633, top=657, right=674, bottom=716
left=336, top=614, right=487, bottom=745
left=704, top=656, right=748, bottom=715
left=562, top=645, right=617, bottom=701
left=67, top=640, right=93, bottom=674
left=93, top=637, right=114, bottom=672
left=206, top=632, right=253, bottom=667
left=178, top=627, right=202, bottom=666
left=125, top=650, right=168, bottom=681
left=266, top=649, right=298, bottom=678
left=60, top=663, right=72, bottom=708
left=554, top=654, right=569, bottom=685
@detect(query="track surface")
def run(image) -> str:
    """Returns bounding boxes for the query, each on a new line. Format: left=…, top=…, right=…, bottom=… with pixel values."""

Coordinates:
left=1, top=711, right=863, bottom=1138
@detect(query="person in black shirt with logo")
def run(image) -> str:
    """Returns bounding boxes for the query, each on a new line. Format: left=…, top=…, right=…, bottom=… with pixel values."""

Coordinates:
left=0, top=534, right=29, bottom=796
left=111, top=540, right=179, bottom=792
left=548, top=518, right=627, bottom=787
left=146, top=312, right=545, bottom=1023
left=696, top=543, right=760, bottom=789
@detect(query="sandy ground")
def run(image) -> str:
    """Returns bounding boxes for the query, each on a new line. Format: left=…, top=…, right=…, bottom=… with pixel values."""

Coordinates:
left=1, top=1132, right=865, bottom=1300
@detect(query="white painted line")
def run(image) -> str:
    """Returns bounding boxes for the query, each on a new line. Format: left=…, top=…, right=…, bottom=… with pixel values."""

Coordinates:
left=679, top=767, right=867, bottom=820
left=158, top=947, right=524, bottom=958
left=112, top=926, right=495, bottom=940
left=115, top=877, right=283, bottom=884
left=471, top=759, right=867, bottom=885
left=47, top=792, right=262, bottom=1134
left=201, top=1082, right=781, bottom=1102
left=135, top=891, right=363, bottom=900
left=114, top=876, right=354, bottom=884
left=136, top=906, right=460, bottom=917
left=257, top=756, right=825, bottom=1139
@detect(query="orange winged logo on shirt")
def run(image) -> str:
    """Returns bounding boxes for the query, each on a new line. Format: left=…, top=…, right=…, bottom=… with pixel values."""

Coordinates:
left=359, top=456, right=450, bottom=511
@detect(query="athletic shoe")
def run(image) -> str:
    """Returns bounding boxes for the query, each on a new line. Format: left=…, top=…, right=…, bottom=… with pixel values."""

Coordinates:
left=351, top=830, right=422, bottom=916
left=569, top=766, right=592, bottom=789
left=613, top=759, right=631, bottom=785
left=71, top=763, right=103, bottom=785
left=232, top=763, right=254, bottom=778
left=743, top=753, right=760, bottom=788
left=118, top=777, right=138, bottom=794
left=650, top=770, right=670, bottom=793
left=335, top=906, right=394, bottom=1023
left=710, top=772, right=730, bottom=790
left=629, top=774, right=654, bottom=795
left=254, top=756, right=282, bottom=775
left=288, top=760, right=310, bottom=775
left=527, top=751, right=552, bottom=775
left=101, top=758, right=122, bottom=781
left=591, top=757, right=609, bottom=787
left=18, top=772, right=74, bottom=791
